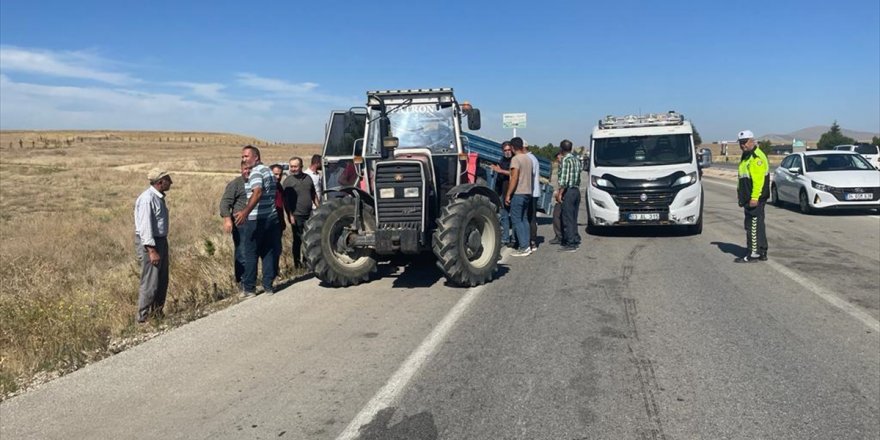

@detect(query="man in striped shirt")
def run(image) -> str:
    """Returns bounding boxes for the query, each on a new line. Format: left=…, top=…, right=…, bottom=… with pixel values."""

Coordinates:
left=235, top=145, right=282, bottom=296
left=555, top=139, right=582, bottom=252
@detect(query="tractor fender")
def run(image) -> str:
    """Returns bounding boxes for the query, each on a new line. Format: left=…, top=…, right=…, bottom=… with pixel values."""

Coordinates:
left=325, top=188, right=375, bottom=207
left=446, top=184, right=502, bottom=210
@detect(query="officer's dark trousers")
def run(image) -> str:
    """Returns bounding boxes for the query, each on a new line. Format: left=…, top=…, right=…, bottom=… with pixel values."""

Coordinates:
left=743, top=202, right=768, bottom=256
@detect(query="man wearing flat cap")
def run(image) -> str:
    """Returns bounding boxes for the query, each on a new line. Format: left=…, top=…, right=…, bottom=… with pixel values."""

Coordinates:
left=735, top=130, right=770, bottom=263
left=133, top=168, right=173, bottom=323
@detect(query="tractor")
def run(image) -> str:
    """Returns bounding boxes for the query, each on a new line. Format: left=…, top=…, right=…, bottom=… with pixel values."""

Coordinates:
left=302, top=88, right=503, bottom=287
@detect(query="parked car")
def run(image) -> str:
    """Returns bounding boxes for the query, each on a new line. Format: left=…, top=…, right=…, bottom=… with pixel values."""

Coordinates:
left=833, top=144, right=880, bottom=169
left=770, top=151, right=880, bottom=214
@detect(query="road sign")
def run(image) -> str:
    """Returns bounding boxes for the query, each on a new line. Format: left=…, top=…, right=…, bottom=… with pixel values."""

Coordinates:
left=503, top=113, right=527, bottom=129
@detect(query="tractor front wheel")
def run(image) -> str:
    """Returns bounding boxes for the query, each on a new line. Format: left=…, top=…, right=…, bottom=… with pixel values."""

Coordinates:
left=433, top=195, right=502, bottom=287
left=303, top=197, right=377, bottom=287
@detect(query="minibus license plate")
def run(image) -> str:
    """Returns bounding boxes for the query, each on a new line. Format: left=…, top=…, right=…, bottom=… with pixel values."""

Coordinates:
left=629, top=213, right=660, bottom=221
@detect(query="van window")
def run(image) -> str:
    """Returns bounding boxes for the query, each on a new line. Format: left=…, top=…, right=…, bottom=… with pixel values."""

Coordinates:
left=855, top=144, right=879, bottom=155
left=593, top=134, right=693, bottom=167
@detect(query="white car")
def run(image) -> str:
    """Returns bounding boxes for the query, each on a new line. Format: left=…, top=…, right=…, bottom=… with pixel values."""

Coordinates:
left=833, top=144, right=880, bottom=169
left=770, top=151, right=880, bottom=214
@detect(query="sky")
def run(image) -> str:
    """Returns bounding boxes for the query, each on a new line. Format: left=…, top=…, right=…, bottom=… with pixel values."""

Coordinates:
left=1, top=0, right=878, bottom=145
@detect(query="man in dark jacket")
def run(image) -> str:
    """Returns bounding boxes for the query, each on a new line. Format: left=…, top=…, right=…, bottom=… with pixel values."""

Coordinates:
left=490, top=141, right=514, bottom=246
left=282, top=157, right=319, bottom=269
left=220, top=161, right=251, bottom=286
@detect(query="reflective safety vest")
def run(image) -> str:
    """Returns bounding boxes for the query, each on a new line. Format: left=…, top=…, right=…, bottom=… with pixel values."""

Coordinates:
left=737, top=148, right=770, bottom=206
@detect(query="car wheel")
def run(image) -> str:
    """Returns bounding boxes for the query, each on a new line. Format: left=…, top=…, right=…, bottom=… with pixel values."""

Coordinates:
left=798, top=189, right=812, bottom=215
left=771, top=184, right=782, bottom=207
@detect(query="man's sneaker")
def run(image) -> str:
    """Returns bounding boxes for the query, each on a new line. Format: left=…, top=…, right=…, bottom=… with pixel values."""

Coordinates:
left=758, top=253, right=768, bottom=261
left=530, top=244, right=538, bottom=252
left=734, top=254, right=763, bottom=263
left=548, top=237, right=562, bottom=245
left=240, top=291, right=256, bottom=299
left=560, top=245, right=579, bottom=253
left=512, top=247, right=532, bottom=257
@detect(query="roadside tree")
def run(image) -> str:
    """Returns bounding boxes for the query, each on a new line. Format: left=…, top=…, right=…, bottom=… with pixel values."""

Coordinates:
left=817, top=121, right=855, bottom=150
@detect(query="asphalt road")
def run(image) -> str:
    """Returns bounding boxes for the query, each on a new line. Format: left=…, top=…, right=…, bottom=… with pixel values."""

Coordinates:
left=2, top=175, right=879, bottom=440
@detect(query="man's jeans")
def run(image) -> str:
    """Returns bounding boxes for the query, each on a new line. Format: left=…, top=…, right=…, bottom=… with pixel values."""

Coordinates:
left=240, top=217, right=281, bottom=292
left=509, top=194, right=531, bottom=252
left=499, top=205, right=513, bottom=244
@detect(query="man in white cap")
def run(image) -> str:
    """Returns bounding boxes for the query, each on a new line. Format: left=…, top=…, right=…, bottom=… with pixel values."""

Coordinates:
left=134, top=168, right=173, bottom=323
left=735, top=130, right=770, bottom=263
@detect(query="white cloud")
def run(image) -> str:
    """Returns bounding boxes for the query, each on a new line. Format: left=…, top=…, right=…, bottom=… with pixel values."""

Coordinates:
left=0, top=46, right=138, bottom=85
left=166, top=81, right=227, bottom=100
left=0, top=46, right=360, bottom=141
left=236, top=73, right=318, bottom=95
left=0, top=73, right=339, bottom=141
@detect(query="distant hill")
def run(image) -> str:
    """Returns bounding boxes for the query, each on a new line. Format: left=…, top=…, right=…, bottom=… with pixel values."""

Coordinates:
left=759, top=126, right=879, bottom=143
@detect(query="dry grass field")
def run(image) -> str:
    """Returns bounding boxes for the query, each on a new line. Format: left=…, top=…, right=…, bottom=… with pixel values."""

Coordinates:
left=0, top=130, right=320, bottom=397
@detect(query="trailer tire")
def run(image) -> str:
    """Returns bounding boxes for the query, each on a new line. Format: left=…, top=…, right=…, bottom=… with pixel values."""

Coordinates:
left=303, top=197, right=377, bottom=287
left=433, top=195, right=501, bottom=287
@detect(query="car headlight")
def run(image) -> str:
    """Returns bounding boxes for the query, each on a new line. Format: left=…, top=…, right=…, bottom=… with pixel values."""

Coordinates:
left=811, top=181, right=834, bottom=192
left=673, top=171, right=697, bottom=187
left=591, top=175, right=615, bottom=188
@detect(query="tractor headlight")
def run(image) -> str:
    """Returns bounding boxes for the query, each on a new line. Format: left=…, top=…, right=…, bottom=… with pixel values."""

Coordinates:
left=379, top=188, right=395, bottom=198
left=403, top=187, right=420, bottom=198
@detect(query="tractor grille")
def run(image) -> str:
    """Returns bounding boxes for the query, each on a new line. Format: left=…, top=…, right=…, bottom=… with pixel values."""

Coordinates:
left=611, top=190, right=677, bottom=213
left=374, top=163, right=424, bottom=228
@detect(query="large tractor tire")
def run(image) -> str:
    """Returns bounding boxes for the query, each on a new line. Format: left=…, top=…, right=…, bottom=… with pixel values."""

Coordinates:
left=303, top=197, right=377, bottom=287
left=433, top=195, right=502, bottom=287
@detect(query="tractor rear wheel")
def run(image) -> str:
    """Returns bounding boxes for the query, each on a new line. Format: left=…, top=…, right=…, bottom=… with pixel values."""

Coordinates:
left=303, top=197, right=377, bottom=287
left=433, top=195, right=501, bottom=287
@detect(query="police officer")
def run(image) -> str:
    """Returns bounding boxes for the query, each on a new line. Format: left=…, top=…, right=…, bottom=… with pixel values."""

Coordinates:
left=735, top=130, right=769, bottom=263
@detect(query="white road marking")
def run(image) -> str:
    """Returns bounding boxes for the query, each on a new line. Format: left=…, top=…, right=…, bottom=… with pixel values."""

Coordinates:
left=703, top=178, right=879, bottom=331
left=702, top=177, right=737, bottom=190
left=336, top=251, right=510, bottom=439
left=766, top=260, right=880, bottom=333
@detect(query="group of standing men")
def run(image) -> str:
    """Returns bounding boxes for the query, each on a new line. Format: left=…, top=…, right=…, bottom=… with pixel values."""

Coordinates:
left=218, top=146, right=322, bottom=298
left=492, top=137, right=582, bottom=257
left=133, top=145, right=325, bottom=323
